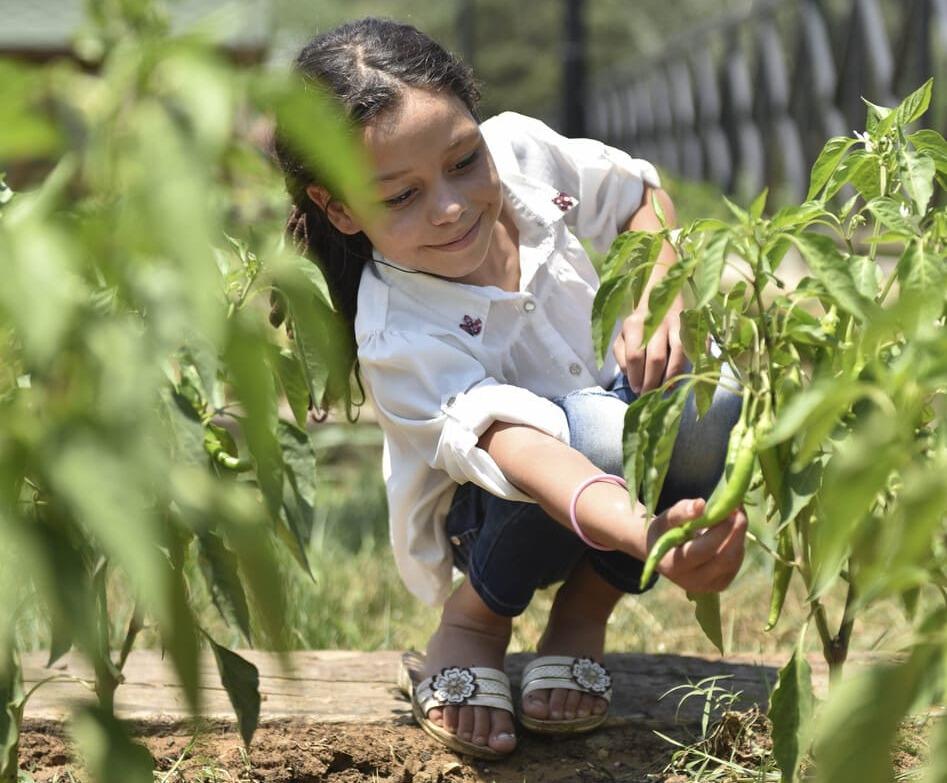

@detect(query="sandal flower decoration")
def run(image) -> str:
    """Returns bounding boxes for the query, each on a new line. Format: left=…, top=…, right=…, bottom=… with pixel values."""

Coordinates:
left=570, top=658, right=611, bottom=694
left=433, top=667, right=478, bottom=705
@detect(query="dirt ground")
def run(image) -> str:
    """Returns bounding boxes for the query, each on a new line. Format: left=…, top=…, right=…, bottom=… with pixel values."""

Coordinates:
left=20, top=718, right=692, bottom=783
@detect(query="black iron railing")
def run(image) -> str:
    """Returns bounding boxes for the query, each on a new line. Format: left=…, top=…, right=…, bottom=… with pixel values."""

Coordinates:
left=587, top=0, right=947, bottom=201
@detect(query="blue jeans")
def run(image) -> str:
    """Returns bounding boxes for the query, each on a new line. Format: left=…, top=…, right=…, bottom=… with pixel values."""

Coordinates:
left=444, top=370, right=742, bottom=617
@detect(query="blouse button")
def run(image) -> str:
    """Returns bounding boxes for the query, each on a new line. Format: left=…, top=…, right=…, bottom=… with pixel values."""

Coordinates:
left=450, top=536, right=462, bottom=546
left=446, top=396, right=457, bottom=407
left=569, top=363, right=583, bottom=376
left=523, top=300, right=536, bottom=313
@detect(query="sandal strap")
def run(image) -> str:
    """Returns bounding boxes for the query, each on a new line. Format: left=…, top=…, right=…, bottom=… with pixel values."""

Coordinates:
left=521, top=655, right=613, bottom=702
left=416, top=666, right=514, bottom=715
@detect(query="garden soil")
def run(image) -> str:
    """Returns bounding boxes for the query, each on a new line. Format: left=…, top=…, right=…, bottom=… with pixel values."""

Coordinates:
left=17, top=649, right=927, bottom=781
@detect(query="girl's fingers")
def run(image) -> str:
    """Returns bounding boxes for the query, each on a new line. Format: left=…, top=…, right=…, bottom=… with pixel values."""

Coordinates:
left=623, top=314, right=646, bottom=392
left=640, top=325, right=668, bottom=392
left=664, top=318, right=687, bottom=382
left=663, top=510, right=745, bottom=573
left=612, top=332, right=627, bottom=373
left=670, top=511, right=749, bottom=588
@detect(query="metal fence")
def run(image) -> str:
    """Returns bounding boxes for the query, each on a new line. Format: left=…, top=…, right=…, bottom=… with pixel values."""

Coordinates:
left=587, top=0, right=947, bottom=201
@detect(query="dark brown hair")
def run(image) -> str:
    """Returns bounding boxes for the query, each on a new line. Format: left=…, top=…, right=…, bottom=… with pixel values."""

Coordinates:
left=273, top=17, right=482, bottom=420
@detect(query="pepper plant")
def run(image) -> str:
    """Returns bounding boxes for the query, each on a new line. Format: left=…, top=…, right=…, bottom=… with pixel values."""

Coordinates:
left=0, top=2, right=371, bottom=781
left=593, top=78, right=947, bottom=780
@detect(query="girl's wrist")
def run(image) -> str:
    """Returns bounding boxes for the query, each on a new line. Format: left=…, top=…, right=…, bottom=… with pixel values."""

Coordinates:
left=572, top=480, right=648, bottom=557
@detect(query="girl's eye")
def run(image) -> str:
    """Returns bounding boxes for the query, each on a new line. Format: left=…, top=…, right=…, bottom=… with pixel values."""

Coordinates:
left=455, top=149, right=480, bottom=170
left=384, top=190, right=414, bottom=207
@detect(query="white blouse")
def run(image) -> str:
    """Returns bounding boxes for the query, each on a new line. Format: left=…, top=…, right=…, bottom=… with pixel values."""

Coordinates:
left=354, top=111, right=661, bottom=606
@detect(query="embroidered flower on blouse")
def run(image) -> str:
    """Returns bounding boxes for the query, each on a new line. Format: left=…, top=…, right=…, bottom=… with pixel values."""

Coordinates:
left=570, top=658, right=611, bottom=694
left=460, top=315, right=483, bottom=336
left=433, top=667, right=478, bottom=704
left=552, top=191, right=576, bottom=211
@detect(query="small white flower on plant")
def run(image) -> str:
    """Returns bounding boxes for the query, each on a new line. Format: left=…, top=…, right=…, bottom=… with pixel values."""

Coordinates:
left=900, top=202, right=912, bottom=218
left=433, top=667, right=477, bottom=704
left=570, top=658, right=611, bottom=694
left=853, top=130, right=874, bottom=153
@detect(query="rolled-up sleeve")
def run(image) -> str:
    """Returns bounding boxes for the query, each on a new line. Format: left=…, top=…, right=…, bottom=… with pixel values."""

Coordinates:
left=358, top=329, right=570, bottom=501
left=497, top=112, right=662, bottom=253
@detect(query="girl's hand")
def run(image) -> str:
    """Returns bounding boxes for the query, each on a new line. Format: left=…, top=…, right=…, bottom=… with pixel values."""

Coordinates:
left=612, top=292, right=686, bottom=394
left=645, top=498, right=748, bottom=593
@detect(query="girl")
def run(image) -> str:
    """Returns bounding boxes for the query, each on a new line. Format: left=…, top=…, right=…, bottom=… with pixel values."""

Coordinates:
left=274, top=17, right=747, bottom=761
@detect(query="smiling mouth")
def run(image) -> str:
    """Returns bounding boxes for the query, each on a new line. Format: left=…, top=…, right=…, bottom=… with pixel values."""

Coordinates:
left=431, top=216, right=481, bottom=247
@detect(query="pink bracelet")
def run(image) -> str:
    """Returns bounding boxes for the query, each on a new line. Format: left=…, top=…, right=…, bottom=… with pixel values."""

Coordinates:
left=569, top=474, right=627, bottom=551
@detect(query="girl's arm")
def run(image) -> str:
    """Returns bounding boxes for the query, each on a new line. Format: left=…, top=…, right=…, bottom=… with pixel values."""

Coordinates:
left=477, top=421, right=747, bottom=594
left=613, top=184, right=687, bottom=394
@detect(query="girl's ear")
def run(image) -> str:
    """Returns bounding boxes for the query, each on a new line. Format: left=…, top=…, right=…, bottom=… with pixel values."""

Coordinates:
left=305, top=184, right=363, bottom=236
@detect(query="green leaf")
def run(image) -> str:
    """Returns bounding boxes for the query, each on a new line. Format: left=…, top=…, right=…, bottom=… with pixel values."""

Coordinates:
left=863, top=98, right=896, bottom=136
left=864, top=197, right=917, bottom=236
left=598, top=230, right=657, bottom=283
left=197, top=531, right=252, bottom=642
left=275, top=349, right=311, bottom=429
left=769, top=645, right=814, bottom=783
left=592, top=274, right=636, bottom=365
left=641, top=384, right=691, bottom=515
left=722, top=194, right=749, bottom=223
left=760, top=377, right=862, bottom=449
left=899, top=148, right=936, bottom=215
left=623, top=392, right=658, bottom=499
left=749, top=188, right=768, bottom=220
left=785, top=233, right=874, bottom=321
left=642, top=261, right=690, bottom=346
left=0, top=649, right=25, bottom=781
left=849, top=255, right=884, bottom=299
left=894, top=77, right=933, bottom=127
left=908, top=129, right=947, bottom=176
left=206, top=636, right=261, bottom=748
left=224, top=315, right=283, bottom=521
left=685, top=592, right=723, bottom=654
left=693, top=230, right=729, bottom=308
left=897, top=239, right=945, bottom=315
left=276, top=420, right=319, bottom=576
left=769, top=201, right=826, bottom=232
left=807, top=136, right=858, bottom=200
left=810, top=415, right=903, bottom=599
left=70, top=705, right=154, bottom=783
left=256, top=72, right=376, bottom=221
left=812, top=647, right=938, bottom=783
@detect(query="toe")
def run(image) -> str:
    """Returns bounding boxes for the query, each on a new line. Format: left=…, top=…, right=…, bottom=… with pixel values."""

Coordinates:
left=522, top=688, right=549, bottom=719
left=427, top=706, right=444, bottom=727
left=562, top=689, right=581, bottom=719
left=457, top=705, right=475, bottom=742
left=472, top=706, right=490, bottom=746
left=576, top=693, right=596, bottom=718
left=592, top=695, right=608, bottom=715
left=443, top=705, right=459, bottom=734
left=548, top=688, right=568, bottom=720
left=489, top=709, right=517, bottom=754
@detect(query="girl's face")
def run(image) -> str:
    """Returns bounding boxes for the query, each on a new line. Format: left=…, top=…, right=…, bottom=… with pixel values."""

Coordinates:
left=310, top=86, right=504, bottom=283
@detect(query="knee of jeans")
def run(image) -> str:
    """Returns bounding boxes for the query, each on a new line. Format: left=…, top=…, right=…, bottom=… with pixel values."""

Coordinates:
left=556, top=390, right=627, bottom=475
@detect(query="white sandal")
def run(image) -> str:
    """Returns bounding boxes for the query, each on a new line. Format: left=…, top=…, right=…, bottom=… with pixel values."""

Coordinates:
left=518, top=655, right=612, bottom=734
left=397, top=651, right=515, bottom=759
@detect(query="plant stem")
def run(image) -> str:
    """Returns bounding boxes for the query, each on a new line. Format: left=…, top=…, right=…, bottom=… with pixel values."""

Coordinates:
left=117, top=607, right=143, bottom=673
left=92, top=561, right=120, bottom=714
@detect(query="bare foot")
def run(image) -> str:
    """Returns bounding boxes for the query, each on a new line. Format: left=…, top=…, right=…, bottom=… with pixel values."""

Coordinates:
left=422, top=579, right=517, bottom=754
left=521, top=558, right=622, bottom=722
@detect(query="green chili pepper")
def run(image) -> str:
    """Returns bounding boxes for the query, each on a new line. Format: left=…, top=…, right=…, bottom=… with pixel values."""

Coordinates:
left=639, top=419, right=757, bottom=589
left=765, top=525, right=795, bottom=631
left=203, top=430, right=253, bottom=472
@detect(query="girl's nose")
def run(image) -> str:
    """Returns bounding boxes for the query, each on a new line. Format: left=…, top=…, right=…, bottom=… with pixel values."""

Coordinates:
left=430, top=181, right=468, bottom=225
